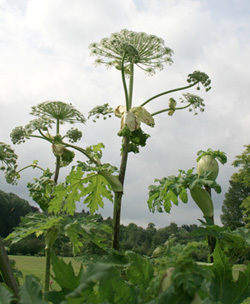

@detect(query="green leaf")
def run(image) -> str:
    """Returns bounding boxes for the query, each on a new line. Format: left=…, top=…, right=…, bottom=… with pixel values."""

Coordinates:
left=0, top=285, right=14, bottom=304
left=67, top=263, right=136, bottom=304
left=81, top=173, right=113, bottom=213
left=209, top=244, right=250, bottom=303
left=19, top=275, right=47, bottom=304
left=125, top=251, right=154, bottom=288
left=49, top=167, right=113, bottom=215
left=6, top=214, right=62, bottom=244
left=179, top=188, right=188, bottom=203
left=51, top=253, right=82, bottom=291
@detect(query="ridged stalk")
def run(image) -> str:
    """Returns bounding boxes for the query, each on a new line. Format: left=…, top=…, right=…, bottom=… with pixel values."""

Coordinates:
left=112, top=60, right=134, bottom=250
left=44, top=246, right=51, bottom=294
left=113, top=137, right=129, bottom=250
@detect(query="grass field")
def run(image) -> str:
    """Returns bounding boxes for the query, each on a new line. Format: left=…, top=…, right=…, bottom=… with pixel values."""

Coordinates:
left=10, top=255, right=81, bottom=288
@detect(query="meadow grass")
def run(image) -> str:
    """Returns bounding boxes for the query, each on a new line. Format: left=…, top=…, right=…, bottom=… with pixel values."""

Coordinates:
left=10, top=255, right=81, bottom=288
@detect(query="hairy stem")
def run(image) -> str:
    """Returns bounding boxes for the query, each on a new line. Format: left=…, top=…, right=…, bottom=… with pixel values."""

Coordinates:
left=140, top=82, right=198, bottom=107
left=0, top=238, right=19, bottom=299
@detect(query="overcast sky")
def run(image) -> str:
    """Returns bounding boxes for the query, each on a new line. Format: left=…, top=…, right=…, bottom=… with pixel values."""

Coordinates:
left=0, top=0, right=249, bottom=228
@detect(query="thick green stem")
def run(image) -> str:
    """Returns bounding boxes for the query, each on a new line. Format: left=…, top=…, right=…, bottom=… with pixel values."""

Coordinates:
left=204, top=185, right=216, bottom=263
left=113, top=60, right=135, bottom=250
left=121, top=54, right=129, bottom=111
left=44, top=246, right=51, bottom=295
left=44, top=118, right=60, bottom=294
left=113, top=136, right=129, bottom=250
left=54, top=156, right=60, bottom=184
left=128, top=63, right=134, bottom=109
left=140, top=82, right=198, bottom=107
left=0, top=238, right=19, bottom=299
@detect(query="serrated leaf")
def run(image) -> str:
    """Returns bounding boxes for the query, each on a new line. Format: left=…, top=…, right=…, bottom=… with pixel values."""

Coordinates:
left=48, top=184, right=67, bottom=215
left=64, top=221, right=84, bottom=255
left=0, top=285, right=14, bottom=304
left=19, top=275, right=46, bottom=304
left=81, top=174, right=113, bottom=213
left=6, top=214, right=62, bottom=244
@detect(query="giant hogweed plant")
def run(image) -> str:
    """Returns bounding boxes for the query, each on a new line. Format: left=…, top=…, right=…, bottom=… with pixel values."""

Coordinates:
left=1, top=101, right=117, bottom=295
left=89, top=29, right=211, bottom=249
left=148, top=148, right=227, bottom=260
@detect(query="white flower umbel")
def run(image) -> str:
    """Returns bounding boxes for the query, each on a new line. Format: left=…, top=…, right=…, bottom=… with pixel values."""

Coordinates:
left=89, top=29, right=173, bottom=75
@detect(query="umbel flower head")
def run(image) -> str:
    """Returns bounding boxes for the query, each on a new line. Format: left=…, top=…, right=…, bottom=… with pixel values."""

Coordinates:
left=31, top=101, right=86, bottom=124
left=89, top=29, right=173, bottom=75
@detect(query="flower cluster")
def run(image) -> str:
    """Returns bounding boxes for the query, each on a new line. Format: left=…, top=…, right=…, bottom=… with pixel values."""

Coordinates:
left=180, top=94, right=205, bottom=115
left=31, top=101, right=86, bottom=124
left=0, top=142, right=18, bottom=184
left=90, top=29, right=173, bottom=75
left=187, top=71, right=211, bottom=91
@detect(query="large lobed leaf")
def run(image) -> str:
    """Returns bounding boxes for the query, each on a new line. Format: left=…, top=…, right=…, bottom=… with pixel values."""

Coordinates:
left=49, top=166, right=113, bottom=215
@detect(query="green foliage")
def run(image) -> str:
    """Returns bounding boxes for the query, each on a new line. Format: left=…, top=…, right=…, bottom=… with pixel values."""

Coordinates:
left=209, top=244, right=250, bottom=303
left=148, top=168, right=221, bottom=213
left=0, top=190, right=35, bottom=238
left=196, top=148, right=227, bottom=164
left=118, top=126, right=150, bottom=153
left=88, top=103, right=113, bottom=122
left=49, top=166, right=113, bottom=215
left=0, top=285, right=14, bottom=304
left=221, top=145, right=250, bottom=229
left=19, top=275, right=46, bottom=304
left=51, top=253, right=83, bottom=291
left=220, top=180, right=249, bottom=229
left=27, top=169, right=54, bottom=212
left=5, top=214, right=63, bottom=244
left=192, top=225, right=250, bottom=264
left=125, top=251, right=154, bottom=289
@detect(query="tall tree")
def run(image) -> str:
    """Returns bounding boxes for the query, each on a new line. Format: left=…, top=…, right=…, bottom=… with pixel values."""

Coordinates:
left=221, top=145, right=250, bottom=229
left=220, top=180, right=249, bottom=229
left=0, top=190, right=36, bottom=238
